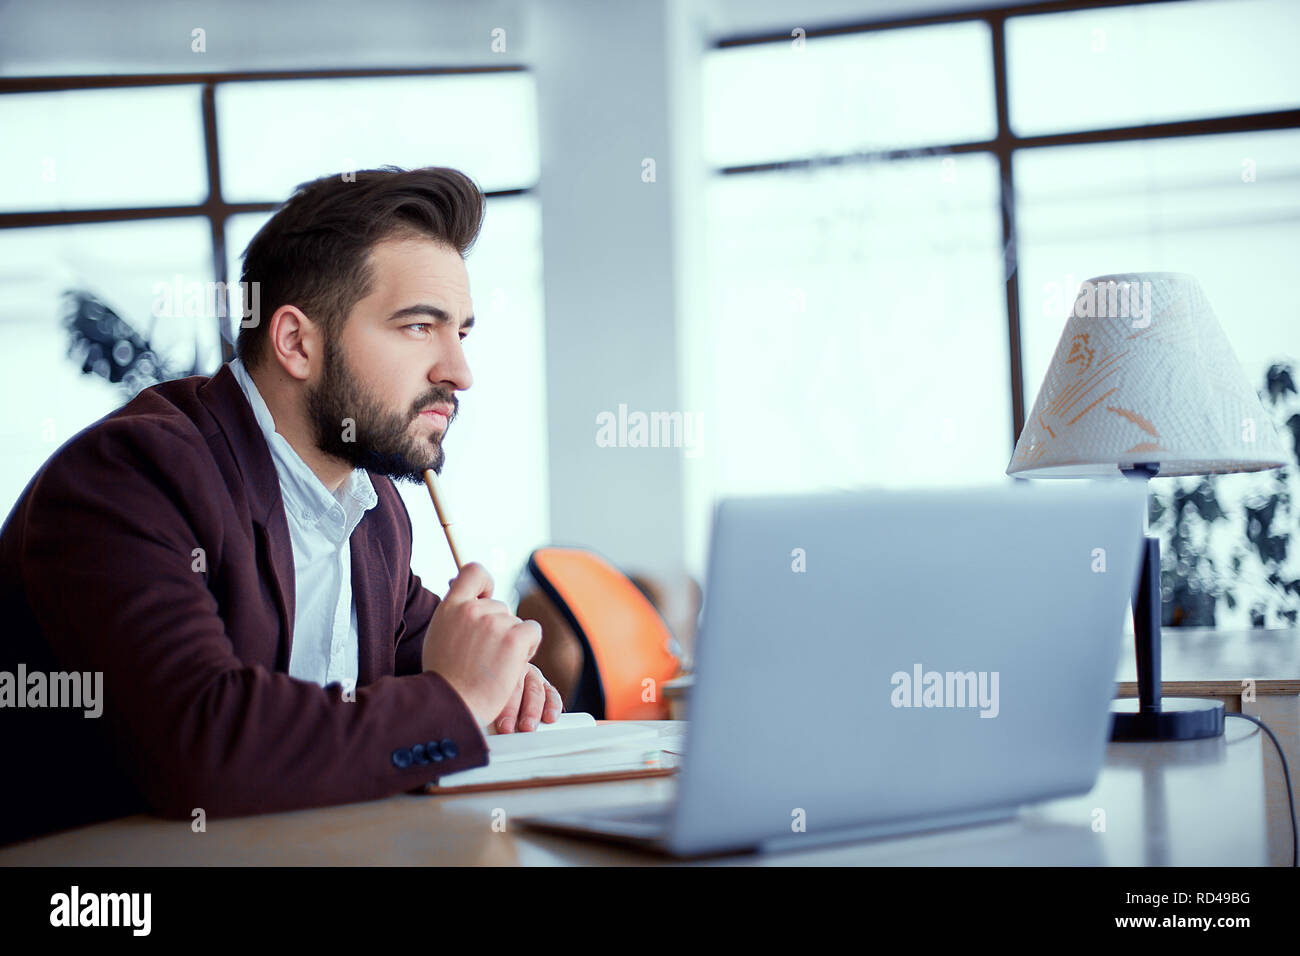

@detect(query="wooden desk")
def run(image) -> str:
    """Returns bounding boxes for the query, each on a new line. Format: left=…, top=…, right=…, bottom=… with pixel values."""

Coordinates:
left=1115, top=626, right=1299, bottom=867
left=0, top=719, right=1276, bottom=866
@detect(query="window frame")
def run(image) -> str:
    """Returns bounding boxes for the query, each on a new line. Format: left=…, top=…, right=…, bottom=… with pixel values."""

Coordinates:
left=710, top=0, right=1300, bottom=456
left=0, top=65, right=536, bottom=366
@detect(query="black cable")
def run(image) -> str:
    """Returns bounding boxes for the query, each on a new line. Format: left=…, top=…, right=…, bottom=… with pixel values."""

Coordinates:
left=1225, top=712, right=1297, bottom=867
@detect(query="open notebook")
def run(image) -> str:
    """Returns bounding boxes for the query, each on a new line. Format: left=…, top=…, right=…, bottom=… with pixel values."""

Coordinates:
left=424, top=713, right=684, bottom=793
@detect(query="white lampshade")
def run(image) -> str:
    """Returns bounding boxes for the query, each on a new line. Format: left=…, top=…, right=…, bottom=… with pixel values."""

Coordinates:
left=1008, top=272, right=1287, bottom=478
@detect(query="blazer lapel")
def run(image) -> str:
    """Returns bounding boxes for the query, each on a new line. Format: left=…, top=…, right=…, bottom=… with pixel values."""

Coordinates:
left=197, top=362, right=297, bottom=669
left=350, top=516, right=392, bottom=685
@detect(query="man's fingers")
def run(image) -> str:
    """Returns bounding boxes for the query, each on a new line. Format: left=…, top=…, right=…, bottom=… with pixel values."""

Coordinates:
left=511, top=619, right=543, bottom=661
left=445, top=561, right=494, bottom=604
left=516, top=668, right=549, bottom=732
left=541, top=679, right=563, bottom=723
left=477, top=599, right=512, bottom=619
left=495, top=671, right=526, bottom=734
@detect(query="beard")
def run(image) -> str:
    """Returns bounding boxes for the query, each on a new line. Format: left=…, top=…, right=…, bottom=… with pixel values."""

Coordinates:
left=304, top=337, right=457, bottom=484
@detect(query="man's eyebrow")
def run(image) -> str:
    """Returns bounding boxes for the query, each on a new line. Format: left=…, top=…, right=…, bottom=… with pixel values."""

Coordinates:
left=386, top=304, right=474, bottom=329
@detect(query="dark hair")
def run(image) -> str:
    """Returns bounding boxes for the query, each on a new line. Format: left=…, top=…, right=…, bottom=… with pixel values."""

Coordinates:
left=236, top=165, right=485, bottom=370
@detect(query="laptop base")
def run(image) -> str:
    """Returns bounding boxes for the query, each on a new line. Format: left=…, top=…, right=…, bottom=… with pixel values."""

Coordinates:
left=520, top=802, right=1022, bottom=858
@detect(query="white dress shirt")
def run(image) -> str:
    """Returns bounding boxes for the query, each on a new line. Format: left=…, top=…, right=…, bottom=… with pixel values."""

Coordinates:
left=228, top=357, right=378, bottom=691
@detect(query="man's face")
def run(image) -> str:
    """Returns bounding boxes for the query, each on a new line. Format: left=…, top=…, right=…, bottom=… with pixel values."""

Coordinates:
left=305, top=236, right=474, bottom=484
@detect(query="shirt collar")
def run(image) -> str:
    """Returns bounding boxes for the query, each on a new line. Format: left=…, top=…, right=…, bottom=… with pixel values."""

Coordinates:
left=227, top=357, right=378, bottom=535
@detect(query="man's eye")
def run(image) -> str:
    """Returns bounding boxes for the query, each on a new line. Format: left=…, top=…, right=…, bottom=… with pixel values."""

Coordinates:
left=406, top=324, right=430, bottom=335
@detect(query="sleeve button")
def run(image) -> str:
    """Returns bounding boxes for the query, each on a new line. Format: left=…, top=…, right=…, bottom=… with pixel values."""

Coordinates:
left=391, top=747, right=413, bottom=769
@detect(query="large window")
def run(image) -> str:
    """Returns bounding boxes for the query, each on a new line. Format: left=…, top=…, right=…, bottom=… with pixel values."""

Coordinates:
left=694, top=0, right=1300, bottom=627
left=0, top=68, right=549, bottom=604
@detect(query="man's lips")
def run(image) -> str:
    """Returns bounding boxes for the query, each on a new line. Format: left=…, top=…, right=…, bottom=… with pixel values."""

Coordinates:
left=419, top=407, right=451, bottom=429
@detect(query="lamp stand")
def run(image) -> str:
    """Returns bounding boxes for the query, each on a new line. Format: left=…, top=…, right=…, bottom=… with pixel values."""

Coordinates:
left=1111, top=464, right=1224, bottom=742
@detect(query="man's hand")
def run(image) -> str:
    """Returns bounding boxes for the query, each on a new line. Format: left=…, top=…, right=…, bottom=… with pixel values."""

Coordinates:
left=421, top=562, right=543, bottom=726
left=492, top=663, right=563, bottom=733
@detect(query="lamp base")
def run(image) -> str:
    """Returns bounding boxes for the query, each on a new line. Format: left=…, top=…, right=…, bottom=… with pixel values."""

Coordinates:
left=1110, top=697, right=1224, bottom=741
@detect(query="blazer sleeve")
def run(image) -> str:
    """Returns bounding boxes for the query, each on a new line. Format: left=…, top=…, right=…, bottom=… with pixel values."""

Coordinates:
left=19, top=421, right=487, bottom=820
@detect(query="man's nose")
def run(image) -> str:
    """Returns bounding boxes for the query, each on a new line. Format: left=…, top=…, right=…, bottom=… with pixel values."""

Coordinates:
left=436, top=334, right=473, bottom=392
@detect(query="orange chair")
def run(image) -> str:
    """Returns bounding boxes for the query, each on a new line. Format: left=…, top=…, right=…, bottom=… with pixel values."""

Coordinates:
left=526, top=547, right=681, bottom=720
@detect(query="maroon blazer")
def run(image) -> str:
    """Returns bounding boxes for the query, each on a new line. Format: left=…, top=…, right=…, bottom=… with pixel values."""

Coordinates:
left=0, top=362, right=488, bottom=844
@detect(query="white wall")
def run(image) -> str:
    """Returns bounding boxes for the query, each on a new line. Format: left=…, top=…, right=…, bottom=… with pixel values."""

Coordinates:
left=527, top=0, right=712, bottom=578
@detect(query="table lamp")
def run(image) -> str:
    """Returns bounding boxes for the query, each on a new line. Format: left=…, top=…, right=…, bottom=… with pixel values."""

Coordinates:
left=1007, top=272, right=1287, bottom=741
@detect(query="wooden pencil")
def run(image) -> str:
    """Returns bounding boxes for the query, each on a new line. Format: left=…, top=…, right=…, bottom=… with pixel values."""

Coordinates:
left=422, top=469, right=463, bottom=571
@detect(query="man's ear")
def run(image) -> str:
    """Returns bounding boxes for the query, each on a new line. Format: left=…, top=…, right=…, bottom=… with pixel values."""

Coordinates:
left=266, top=304, right=318, bottom=382
left=515, top=588, right=583, bottom=708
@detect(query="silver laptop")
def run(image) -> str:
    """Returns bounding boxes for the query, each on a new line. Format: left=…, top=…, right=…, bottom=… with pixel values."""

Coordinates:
left=519, top=480, right=1147, bottom=857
